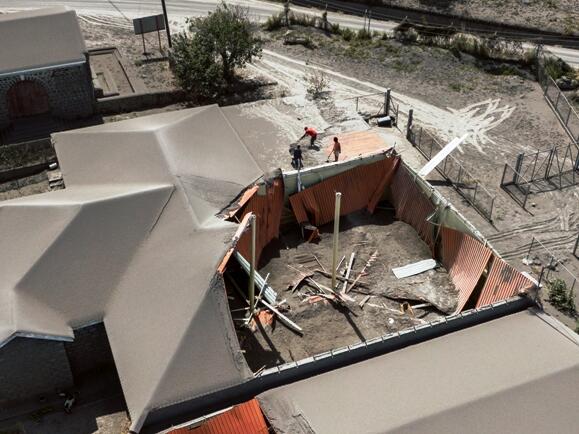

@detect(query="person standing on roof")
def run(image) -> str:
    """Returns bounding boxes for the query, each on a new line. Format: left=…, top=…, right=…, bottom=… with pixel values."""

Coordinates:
left=327, top=136, right=341, bottom=162
left=292, top=145, right=304, bottom=169
left=300, top=126, right=318, bottom=148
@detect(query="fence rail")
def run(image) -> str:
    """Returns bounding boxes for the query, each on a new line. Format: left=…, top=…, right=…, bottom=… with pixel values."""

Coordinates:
left=536, top=48, right=579, bottom=144
left=407, top=122, right=495, bottom=222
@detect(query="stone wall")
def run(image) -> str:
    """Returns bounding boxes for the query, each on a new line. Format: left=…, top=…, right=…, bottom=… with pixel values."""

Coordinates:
left=64, top=323, right=116, bottom=380
left=0, top=62, right=95, bottom=129
left=0, top=337, right=74, bottom=405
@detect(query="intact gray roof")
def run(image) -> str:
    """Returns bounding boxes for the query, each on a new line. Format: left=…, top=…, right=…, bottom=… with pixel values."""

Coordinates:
left=0, top=104, right=262, bottom=432
left=258, top=309, right=579, bottom=434
left=0, top=7, right=86, bottom=75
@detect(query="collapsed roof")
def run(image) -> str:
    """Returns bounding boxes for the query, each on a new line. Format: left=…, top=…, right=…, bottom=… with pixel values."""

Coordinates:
left=258, top=308, right=579, bottom=434
left=0, top=7, right=87, bottom=75
left=0, top=105, right=264, bottom=431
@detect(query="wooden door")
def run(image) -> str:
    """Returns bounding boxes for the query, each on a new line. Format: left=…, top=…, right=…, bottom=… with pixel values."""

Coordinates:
left=7, top=80, right=50, bottom=119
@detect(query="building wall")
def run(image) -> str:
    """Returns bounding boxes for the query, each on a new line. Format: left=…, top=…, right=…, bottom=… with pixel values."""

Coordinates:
left=64, top=323, right=116, bottom=379
left=0, top=337, right=74, bottom=405
left=0, top=62, right=95, bottom=129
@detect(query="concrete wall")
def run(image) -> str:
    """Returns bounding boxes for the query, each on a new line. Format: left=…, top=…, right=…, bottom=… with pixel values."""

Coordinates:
left=64, top=323, right=115, bottom=380
left=96, top=89, right=186, bottom=115
left=0, top=62, right=95, bottom=129
left=0, top=337, right=74, bottom=405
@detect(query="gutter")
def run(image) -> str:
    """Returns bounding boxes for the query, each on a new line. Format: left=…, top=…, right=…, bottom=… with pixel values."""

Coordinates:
left=140, top=296, right=533, bottom=434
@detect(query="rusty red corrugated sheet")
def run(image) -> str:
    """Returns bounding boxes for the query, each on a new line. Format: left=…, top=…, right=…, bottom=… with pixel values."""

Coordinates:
left=441, top=226, right=492, bottom=313
left=389, top=164, right=435, bottom=251
left=169, top=399, right=268, bottom=434
left=288, top=157, right=399, bottom=226
left=236, top=176, right=285, bottom=264
left=476, top=256, right=534, bottom=308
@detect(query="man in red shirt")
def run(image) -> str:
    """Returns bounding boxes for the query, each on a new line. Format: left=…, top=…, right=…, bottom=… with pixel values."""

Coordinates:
left=300, top=126, right=318, bottom=148
left=327, top=136, right=341, bottom=162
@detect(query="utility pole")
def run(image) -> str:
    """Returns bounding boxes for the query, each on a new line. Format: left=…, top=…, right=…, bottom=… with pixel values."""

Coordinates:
left=161, top=0, right=172, bottom=48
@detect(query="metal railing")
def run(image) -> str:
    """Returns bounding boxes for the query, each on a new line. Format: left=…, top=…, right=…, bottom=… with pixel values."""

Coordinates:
left=536, top=48, right=579, bottom=144
left=407, top=123, right=496, bottom=222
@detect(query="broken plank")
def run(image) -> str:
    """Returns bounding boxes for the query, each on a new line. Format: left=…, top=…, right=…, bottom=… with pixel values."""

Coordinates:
left=359, top=295, right=371, bottom=308
left=341, top=252, right=356, bottom=293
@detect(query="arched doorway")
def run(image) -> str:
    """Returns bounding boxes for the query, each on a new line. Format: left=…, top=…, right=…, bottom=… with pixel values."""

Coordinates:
left=6, top=80, right=50, bottom=119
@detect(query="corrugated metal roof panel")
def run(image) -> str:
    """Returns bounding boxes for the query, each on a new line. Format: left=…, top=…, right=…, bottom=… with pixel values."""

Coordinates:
left=236, top=176, right=285, bottom=265
left=288, top=157, right=399, bottom=226
left=441, top=226, right=492, bottom=313
left=170, top=399, right=268, bottom=434
left=476, top=257, right=534, bottom=308
left=390, top=165, right=435, bottom=251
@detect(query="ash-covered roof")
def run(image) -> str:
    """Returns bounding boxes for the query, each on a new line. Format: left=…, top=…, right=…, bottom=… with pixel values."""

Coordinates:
left=0, top=104, right=263, bottom=432
left=0, top=7, right=86, bottom=75
left=258, top=308, right=579, bottom=434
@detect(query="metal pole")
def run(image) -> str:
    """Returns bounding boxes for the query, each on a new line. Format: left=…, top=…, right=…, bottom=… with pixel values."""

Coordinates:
left=248, top=214, right=256, bottom=317
left=161, top=0, right=172, bottom=48
left=367, top=10, right=372, bottom=33
left=385, top=88, right=391, bottom=116
left=406, top=109, right=414, bottom=141
left=157, top=29, right=162, bottom=52
left=331, top=192, right=342, bottom=290
left=142, top=33, right=147, bottom=55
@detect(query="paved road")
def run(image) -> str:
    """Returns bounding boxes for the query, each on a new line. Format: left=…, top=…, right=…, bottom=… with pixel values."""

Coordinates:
left=1, top=0, right=576, bottom=66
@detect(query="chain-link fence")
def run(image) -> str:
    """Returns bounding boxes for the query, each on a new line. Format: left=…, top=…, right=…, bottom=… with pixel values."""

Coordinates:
left=536, top=48, right=579, bottom=144
left=407, top=124, right=496, bottom=222
left=351, top=89, right=399, bottom=122
left=500, top=144, right=579, bottom=209
left=523, top=237, right=578, bottom=316
left=500, top=163, right=531, bottom=208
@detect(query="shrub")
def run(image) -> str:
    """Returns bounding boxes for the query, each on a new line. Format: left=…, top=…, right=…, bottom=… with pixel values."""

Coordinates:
left=264, top=13, right=284, bottom=31
left=341, top=28, right=355, bottom=42
left=306, top=69, right=329, bottom=98
left=548, top=278, right=577, bottom=316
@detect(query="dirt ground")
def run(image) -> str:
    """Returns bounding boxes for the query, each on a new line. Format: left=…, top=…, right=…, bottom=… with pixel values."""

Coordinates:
left=0, top=172, right=50, bottom=202
left=382, top=0, right=579, bottom=34
left=233, top=208, right=456, bottom=371
left=79, top=15, right=175, bottom=93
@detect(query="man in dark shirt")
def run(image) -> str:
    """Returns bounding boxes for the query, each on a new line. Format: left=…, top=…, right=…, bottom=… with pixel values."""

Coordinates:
left=292, top=145, right=303, bottom=169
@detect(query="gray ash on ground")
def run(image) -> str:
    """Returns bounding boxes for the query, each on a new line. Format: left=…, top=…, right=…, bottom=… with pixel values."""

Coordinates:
left=234, top=208, right=457, bottom=371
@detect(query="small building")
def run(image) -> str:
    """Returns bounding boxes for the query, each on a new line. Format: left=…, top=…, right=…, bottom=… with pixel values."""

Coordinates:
left=0, top=7, right=94, bottom=131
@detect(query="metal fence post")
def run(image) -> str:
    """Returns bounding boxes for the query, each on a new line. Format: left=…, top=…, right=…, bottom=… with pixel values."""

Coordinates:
left=385, top=88, right=391, bottom=116
left=406, top=109, right=414, bottom=141
left=514, top=153, right=524, bottom=184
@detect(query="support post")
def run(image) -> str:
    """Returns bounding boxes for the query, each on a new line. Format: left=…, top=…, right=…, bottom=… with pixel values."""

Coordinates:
left=331, top=192, right=342, bottom=290
left=406, top=109, right=414, bottom=141
left=385, top=88, right=391, bottom=116
left=248, top=214, right=256, bottom=317
left=161, top=0, right=172, bottom=47
left=141, top=33, right=147, bottom=56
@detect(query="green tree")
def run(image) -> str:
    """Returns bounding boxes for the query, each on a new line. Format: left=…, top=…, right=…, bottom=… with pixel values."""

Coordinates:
left=169, top=2, right=262, bottom=96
